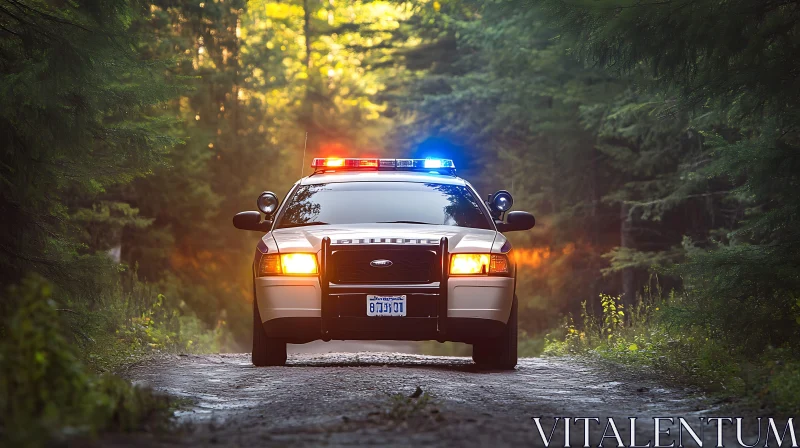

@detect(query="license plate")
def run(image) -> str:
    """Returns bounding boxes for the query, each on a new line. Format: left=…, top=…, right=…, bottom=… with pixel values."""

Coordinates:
left=366, top=295, right=407, bottom=317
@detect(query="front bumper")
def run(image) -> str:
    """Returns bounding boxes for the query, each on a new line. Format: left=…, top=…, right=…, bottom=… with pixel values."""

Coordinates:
left=255, top=237, right=514, bottom=344
left=255, top=276, right=514, bottom=323
left=256, top=278, right=513, bottom=344
left=260, top=316, right=509, bottom=344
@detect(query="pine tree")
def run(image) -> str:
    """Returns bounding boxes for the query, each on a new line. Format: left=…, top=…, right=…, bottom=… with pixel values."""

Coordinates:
left=0, top=0, right=178, bottom=304
left=395, top=1, right=631, bottom=331
left=529, top=0, right=800, bottom=351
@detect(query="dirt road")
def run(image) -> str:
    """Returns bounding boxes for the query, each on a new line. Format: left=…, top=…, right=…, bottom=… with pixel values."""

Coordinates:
left=117, top=352, right=720, bottom=447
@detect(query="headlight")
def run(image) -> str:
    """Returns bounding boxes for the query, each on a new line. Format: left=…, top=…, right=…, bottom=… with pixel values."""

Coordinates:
left=449, top=253, right=509, bottom=275
left=450, top=254, right=489, bottom=275
left=257, top=253, right=318, bottom=276
left=281, top=253, right=318, bottom=274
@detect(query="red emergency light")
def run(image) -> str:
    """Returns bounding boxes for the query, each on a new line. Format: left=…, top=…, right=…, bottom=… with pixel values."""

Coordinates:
left=310, top=158, right=455, bottom=173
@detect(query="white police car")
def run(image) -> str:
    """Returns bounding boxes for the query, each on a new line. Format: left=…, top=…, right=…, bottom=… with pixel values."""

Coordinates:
left=233, top=158, right=535, bottom=369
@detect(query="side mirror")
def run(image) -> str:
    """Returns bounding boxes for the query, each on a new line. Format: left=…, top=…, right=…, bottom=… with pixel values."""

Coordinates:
left=496, top=211, right=535, bottom=232
left=233, top=211, right=272, bottom=233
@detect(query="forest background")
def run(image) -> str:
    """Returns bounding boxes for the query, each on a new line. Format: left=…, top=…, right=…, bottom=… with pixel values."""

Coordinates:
left=2, top=0, right=799, bottom=442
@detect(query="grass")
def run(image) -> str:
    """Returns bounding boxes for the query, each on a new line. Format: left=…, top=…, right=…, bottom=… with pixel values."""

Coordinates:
left=542, top=289, right=800, bottom=414
left=0, top=272, right=229, bottom=446
left=73, top=270, right=230, bottom=373
left=382, top=387, right=443, bottom=425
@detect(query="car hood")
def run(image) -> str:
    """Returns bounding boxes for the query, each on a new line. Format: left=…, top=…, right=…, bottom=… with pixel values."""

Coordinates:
left=264, top=224, right=505, bottom=254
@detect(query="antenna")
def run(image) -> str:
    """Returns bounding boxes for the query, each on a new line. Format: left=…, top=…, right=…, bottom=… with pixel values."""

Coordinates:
left=300, top=132, right=308, bottom=178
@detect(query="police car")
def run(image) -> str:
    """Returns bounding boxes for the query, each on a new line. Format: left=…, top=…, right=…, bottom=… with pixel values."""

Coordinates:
left=233, top=158, right=535, bottom=369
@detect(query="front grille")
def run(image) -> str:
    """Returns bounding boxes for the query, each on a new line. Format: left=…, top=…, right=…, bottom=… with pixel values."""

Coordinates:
left=330, top=248, right=438, bottom=284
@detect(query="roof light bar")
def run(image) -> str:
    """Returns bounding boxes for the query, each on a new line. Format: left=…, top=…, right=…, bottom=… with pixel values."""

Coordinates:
left=311, top=158, right=455, bottom=173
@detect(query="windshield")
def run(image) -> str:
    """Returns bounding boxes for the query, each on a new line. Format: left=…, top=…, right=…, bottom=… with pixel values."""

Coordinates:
left=276, top=182, right=493, bottom=230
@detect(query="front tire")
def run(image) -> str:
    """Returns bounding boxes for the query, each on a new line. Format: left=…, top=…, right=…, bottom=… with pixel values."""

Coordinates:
left=472, top=294, right=518, bottom=370
left=252, top=295, right=287, bottom=367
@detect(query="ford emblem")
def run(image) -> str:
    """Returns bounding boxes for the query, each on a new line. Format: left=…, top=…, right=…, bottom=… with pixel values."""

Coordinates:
left=370, top=259, right=393, bottom=268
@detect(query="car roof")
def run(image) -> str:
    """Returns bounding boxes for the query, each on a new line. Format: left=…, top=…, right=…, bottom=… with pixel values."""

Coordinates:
left=298, top=170, right=468, bottom=186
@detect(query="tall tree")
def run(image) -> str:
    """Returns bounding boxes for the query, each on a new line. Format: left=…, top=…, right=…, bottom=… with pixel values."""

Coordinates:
left=240, top=0, right=412, bottom=180
left=394, top=0, right=626, bottom=332
left=529, top=0, right=800, bottom=350
left=396, top=0, right=740, bottom=334
left=0, top=0, right=177, bottom=305
left=118, top=0, right=257, bottom=344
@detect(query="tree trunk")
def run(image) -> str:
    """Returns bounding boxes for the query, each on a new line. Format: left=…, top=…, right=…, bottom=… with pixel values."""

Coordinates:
left=301, top=0, right=315, bottom=165
left=303, top=0, right=312, bottom=72
left=588, top=142, right=600, bottom=307
left=620, top=202, right=635, bottom=307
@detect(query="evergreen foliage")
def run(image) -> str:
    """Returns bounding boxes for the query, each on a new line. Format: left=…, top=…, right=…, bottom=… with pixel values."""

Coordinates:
left=0, top=0, right=178, bottom=296
left=0, top=276, right=174, bottom=445
left=398, top=0, right=800, bottom=358
left=526, top=0, right=800, bottom=352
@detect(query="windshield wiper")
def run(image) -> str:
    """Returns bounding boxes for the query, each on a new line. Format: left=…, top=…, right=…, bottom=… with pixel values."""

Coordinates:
left=281, top=221, right=329, bottom=228
left=377, top=220, right=436, bottom=225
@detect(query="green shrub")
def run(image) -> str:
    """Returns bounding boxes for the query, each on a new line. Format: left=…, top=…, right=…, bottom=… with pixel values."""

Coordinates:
left=60, top=267, right=232, bottom=373
left=0, top=276, right=172, bottom=446
left=542, top=289, right=800, bottom=413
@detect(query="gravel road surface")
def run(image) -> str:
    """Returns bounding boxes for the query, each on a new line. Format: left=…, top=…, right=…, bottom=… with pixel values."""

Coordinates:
left=109, top=351, right=724, bottom=447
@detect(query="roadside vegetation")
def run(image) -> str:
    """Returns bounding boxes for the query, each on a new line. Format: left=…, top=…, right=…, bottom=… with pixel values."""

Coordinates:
left=0, top=274, right=224, bottom=445
left=2, top=0, right=800, bottom=443
left=0, top=275, right=200, bottom=445
left=543, top=288, right=800, bottom=414
left=427, top=283, right=800, bottom=415
left=0, top=1, right=241, bottom=444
